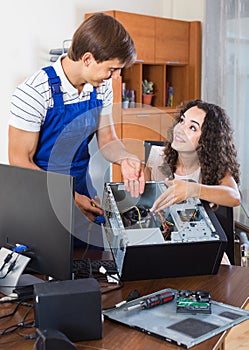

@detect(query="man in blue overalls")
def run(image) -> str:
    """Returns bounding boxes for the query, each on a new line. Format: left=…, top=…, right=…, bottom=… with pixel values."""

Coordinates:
left=8, top=13, right=144, bottom=248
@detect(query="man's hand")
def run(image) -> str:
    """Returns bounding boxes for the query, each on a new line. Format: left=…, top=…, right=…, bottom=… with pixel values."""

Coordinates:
left=74, top=193, right=104, bottom=222
left=121, top=158, right=145, bottom=197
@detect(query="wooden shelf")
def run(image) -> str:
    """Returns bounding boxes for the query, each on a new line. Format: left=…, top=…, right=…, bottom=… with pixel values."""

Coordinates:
left=122, top=62, right=192, bottom=109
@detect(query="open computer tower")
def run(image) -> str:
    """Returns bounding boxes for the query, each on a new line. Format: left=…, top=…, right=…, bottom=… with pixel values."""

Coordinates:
left=102, top=181, right=227, bottom=281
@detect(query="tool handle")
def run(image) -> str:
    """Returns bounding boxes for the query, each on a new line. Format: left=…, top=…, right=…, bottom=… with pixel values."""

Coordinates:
left=141, top=291, right=175, bottom=309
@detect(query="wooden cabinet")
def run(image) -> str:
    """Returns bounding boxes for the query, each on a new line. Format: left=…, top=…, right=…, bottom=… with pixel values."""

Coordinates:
left=85, top=10, right=155, bottom=62
left=111, top=76, right=123, bottom=182
left=85, top=10, right=201, bottom=108
left=121, top=21, right=201, bottom=108
left=160, top=109, right=176, bottom=142
left=114, top=12, right=155, bottom=63
left=155, top=18, right=190, bottom=63
left=121, top=108, right=161, bottom=161
left=122, top=62, right=192, bottom=108
left=121, top=107, right=175, bottom=157
left=111, top=105, right=175, bottom=182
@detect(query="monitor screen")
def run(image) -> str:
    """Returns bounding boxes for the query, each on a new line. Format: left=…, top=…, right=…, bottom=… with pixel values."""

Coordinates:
left=0, top=164, right=74, bottom=280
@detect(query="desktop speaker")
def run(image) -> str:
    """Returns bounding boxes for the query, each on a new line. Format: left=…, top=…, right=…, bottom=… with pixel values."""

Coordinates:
left=34, top=278, right=102, bottom=342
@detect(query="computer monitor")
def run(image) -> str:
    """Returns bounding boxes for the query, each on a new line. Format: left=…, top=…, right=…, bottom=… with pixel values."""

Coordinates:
left=0, top=164, right=74, bottom=280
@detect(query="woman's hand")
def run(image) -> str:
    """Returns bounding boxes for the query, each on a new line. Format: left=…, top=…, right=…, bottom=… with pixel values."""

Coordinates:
left=121, top=158, right=145, bottom=197
left=150, top=179, right=199, bottom=212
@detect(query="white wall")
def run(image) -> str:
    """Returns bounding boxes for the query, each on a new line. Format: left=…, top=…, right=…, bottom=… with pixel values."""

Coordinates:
left=0, top=0, right=204, bottom=164
left=170, top=0, right=205, bottom=21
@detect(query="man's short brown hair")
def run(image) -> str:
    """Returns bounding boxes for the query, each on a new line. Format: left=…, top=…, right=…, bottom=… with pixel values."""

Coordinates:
left=68, top=12, right=136, bottom=67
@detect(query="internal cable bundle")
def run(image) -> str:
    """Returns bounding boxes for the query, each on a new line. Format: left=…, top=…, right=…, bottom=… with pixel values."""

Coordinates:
left=120, top=205, right=174, bottom=240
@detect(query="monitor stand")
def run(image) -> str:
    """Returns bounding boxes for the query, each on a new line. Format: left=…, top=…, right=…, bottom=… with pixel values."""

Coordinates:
left=0, top=247, right=43, bottom=295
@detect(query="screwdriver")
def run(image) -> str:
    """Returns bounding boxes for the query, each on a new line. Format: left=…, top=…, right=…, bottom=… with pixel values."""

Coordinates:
left=124, top=291, right=175, bottom=311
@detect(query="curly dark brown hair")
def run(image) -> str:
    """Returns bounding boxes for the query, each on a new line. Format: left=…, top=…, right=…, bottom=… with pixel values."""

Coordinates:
left=160, top=99, right=240, bottom=185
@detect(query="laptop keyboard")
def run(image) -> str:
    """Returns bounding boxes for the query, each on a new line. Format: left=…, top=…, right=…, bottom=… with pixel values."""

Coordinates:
left=73, top=259, right=118, bottom=276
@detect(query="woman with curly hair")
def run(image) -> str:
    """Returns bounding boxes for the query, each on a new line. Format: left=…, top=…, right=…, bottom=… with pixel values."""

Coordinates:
left=149, top=99, right=241, bottom=212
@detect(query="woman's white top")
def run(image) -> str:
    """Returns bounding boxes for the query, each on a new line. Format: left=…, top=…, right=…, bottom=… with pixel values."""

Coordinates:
left=174, top=168, right=201, bottom=183
left=146, top=145, right=201, bottom=182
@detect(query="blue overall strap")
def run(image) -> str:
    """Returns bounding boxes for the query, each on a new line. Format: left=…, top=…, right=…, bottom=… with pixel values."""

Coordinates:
left=42, top=66, right=64, bottom=107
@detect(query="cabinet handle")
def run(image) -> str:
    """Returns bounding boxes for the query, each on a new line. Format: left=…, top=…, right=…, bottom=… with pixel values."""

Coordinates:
left=135, top=114, right=151, bottom=117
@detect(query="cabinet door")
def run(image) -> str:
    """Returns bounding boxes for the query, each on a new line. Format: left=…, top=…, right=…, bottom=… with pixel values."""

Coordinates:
left=115, top=11, right=155, bottom=62
left=155, top=18, right=189, bottom=63
left=121, top=109, right=161, bottom=161
left=160, top=111, right=176, bottom=142
left=111, top=77, right=123, bottom=182
left=111, top=108, right=176, bottom=182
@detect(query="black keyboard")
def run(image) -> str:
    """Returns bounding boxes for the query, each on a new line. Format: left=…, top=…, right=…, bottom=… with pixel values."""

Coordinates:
left=73, top=259, right=118, bottom=275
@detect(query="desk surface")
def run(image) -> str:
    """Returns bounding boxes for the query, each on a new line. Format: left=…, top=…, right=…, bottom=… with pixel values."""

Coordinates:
left=1, top=265, right=249, bottom=350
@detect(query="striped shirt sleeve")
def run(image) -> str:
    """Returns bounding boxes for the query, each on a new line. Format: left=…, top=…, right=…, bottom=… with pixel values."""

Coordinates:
left=9, top=71, right=49, bottom=132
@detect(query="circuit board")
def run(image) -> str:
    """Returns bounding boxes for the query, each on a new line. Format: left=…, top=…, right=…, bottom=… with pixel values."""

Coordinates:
left=176, top=290, right=211, bottom=314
